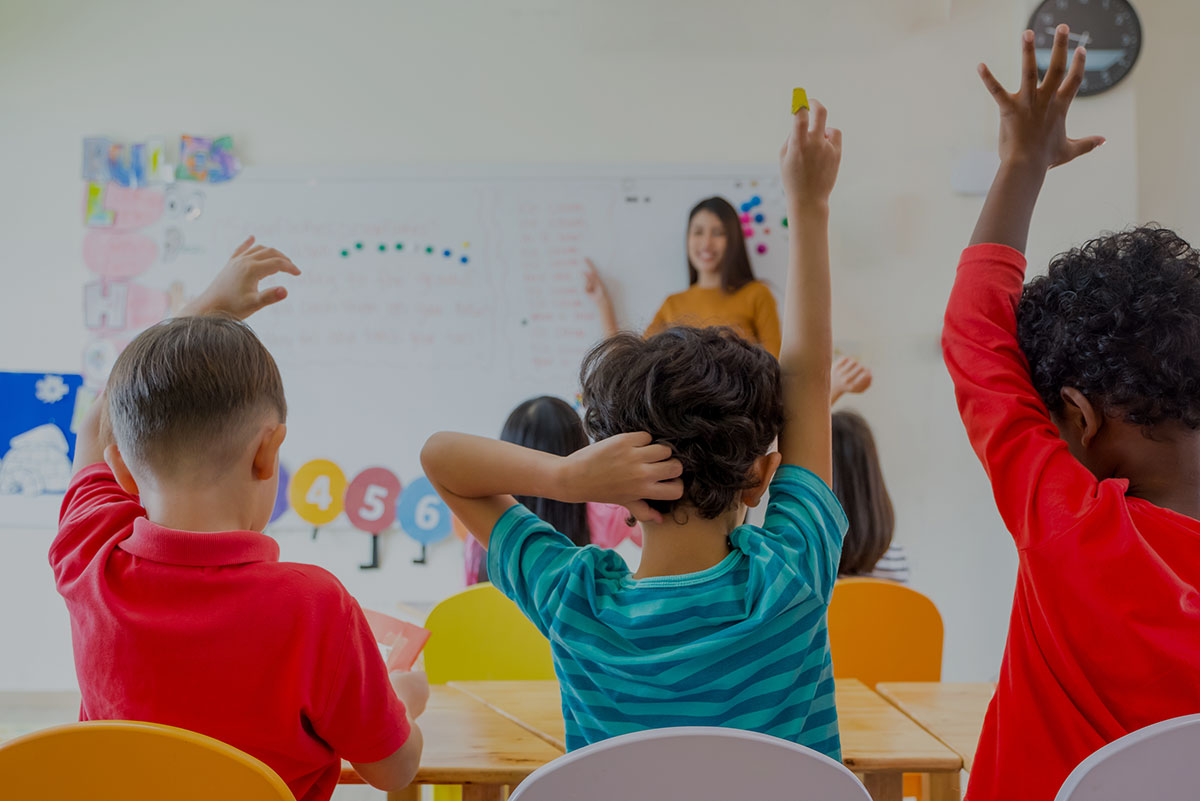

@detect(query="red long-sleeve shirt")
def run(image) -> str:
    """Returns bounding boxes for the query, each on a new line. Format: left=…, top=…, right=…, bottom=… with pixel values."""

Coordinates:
left=943, top=243, right=1200, bottom=800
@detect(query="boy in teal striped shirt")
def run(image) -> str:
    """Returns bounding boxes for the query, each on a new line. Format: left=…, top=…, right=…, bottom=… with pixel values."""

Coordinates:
left=422, top=100, right=845, bottom=755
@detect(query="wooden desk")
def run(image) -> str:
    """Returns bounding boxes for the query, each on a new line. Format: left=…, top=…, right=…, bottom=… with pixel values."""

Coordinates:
left=875, top=682, right=995, bottom=773
left=449, top=679, right=963, bottom=801
left=340, top=685, right=562, bottom=800
left=0, top=689, right=558, bottom=801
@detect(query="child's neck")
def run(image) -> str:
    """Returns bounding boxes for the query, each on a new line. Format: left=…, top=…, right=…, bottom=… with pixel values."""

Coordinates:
left=1115, top=427, right=1200, bottom=519
left=634, top=505, right=742, bottom=579
left=140, top=479, right=263, bottom=534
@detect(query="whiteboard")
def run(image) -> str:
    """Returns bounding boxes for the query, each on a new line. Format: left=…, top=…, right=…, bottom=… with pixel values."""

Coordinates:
left=74, top=165, right=792, bottom=606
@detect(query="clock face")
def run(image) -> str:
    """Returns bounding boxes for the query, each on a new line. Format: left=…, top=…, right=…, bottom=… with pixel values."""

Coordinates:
left=1029, top=0, right=1142, bottom=96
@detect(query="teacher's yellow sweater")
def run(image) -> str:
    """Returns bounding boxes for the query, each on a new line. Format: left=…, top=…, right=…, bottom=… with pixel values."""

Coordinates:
left=645, top=280, right=781, bottom=357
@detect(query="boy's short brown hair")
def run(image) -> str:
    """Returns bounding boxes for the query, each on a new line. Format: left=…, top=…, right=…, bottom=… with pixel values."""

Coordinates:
left=106, top=314, right=287, bottom=479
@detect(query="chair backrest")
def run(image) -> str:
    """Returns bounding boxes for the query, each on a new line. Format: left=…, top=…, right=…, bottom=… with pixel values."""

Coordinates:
left=508, top=726, right=871, bottom=801
left=423, top=583, right=555, bottom=683
left=0, top=720, right=294, bottom=800
left=1054, top=714, right=1200, bottom=800
left=827, top=577, right=943, bottom=689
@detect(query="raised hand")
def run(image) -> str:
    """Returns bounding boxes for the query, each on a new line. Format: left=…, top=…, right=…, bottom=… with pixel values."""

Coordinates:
left=779, top=99, right=842, bottom=209
left=979, top=25, right=1105, bottom=170
left=182, top=236, right=302, bottom=320
left=561, top=432, right=683, bottom=520
left=830, top=356, right=872, bottom=405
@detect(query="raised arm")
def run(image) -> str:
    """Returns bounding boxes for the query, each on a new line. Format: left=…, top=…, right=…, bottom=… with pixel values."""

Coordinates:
left=180, top=236, right=301, bottom=319
left=777, top=100, right=841, bottom=485
left=584, top=259, right=620, bottom=338
left=420, top=431, right=682, bottom=545
left=944, top=27, right=1107, bottom=544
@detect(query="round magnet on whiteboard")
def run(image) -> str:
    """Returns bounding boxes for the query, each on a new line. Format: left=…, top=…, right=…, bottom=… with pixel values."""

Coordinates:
left=460, top=256, right=469, bottom=264
left=355, top=242, right=363, bottom=249
left=751, top=196, right=762, bottom=206
left=395, top=243, right=404, bottom=250
left=425, top=246, right=433, bottom=254
left=754, top=213, right=764, bottom=223
left=340, top=250, right=349, bottom=258
left=756, top=244, right=768, bottom=254
left=443, top=249, right=451, bottom=257
left=743, top=227, right=754, bottom=238
left=739, top=213, right=750, bottom=223
left=379, top=244, right=386, bottom=252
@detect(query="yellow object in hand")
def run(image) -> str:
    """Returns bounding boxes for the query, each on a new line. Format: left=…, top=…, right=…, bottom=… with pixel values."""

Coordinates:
left=791, top=88, right=809, bottom=114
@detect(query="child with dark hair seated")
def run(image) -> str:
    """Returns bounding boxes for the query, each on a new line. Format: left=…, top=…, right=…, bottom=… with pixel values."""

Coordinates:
left=422, top=101, right=846, bottom=753
left=943, top=26, right=1200, bottom=800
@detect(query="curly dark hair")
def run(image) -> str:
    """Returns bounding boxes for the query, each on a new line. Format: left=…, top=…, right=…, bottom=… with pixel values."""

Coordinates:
left=1017, top=226, right=1200, bottom=429
left=580, top=326, right=784, bottom=520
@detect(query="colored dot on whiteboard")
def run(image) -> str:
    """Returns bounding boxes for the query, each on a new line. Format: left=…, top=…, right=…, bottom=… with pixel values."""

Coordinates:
left=743, top=227, right=754, bottom=238
left=782, top=217, right=789, bottom=228
left=355, top=242, right=363, bottom=249
left=739, top=213, right=751, bottom=224
left=425, top=246, right=433, bottom=254
left=443, top=249, right=451, bottom=258
left=395, top=243, right=403, bottom=250
left=740, top=203, right=752, bottom=213
left=460, top=256, right=469, bottom=264
left=378, top=244, right=386, bottom=252
left=764, top=228, right=771, bottom=235
left=340, top=250, right=349, bottom=258
left=757, top=244, right=768, bottom=254
left=754, top=213, right=765, bottom=223
left=751, top=195, right=762, bottom=206
left=462, top=241, right=470, bottom=249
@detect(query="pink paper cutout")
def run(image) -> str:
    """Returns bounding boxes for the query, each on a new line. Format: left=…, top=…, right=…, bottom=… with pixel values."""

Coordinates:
left=83, top=230, right=158, bottom=279
left=83, top=282, right=171, bottom=336
left=362, top=610, right=431, bottom=671
left=104, top=185, right=165, bottom=230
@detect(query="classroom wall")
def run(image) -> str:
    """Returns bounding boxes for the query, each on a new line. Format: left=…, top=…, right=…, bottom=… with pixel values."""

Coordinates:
left=0, top=0, right=1158, bottom=691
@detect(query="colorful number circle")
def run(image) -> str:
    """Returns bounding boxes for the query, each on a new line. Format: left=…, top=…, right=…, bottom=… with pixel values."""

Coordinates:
left=289, top=459, right=347, bottom=526
left=396, top=476, right=452, bottom=545
left=269, top=464, right=291, bottom=524
left=345, top=467, right=403, bottom=535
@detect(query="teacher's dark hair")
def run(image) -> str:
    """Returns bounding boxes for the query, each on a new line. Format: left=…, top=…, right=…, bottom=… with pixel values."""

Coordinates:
left=687, top=196, right=756, bottom=293
left=831, top=411, right=895, bottom=576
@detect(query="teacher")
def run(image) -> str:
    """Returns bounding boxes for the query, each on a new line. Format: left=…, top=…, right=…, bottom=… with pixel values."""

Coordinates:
left=586, top=196, right=781, bottom=358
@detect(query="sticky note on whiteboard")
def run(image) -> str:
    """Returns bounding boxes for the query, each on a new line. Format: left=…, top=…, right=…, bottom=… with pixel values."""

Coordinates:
left=791, top=88, right=808, bottom=114
left=363, top=609, right=431, bottom=671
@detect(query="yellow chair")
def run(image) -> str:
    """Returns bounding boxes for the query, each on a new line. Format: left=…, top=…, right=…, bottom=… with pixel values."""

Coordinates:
left=424, top=583, right=555, bottom=684
left=0, top=719, right=294, bottom=800
left=828, top=577, right=944, bottom=800
left=420, top=583, right=555, bottom=801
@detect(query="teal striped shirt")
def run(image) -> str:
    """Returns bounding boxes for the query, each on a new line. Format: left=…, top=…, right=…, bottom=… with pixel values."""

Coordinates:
left=487, top=464, right=847, bottom=755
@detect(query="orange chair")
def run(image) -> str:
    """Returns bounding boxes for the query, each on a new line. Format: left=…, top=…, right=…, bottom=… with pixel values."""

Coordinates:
left=828, top=577, right=944, bottom=799
left=0, top=719, right=294, bottom=800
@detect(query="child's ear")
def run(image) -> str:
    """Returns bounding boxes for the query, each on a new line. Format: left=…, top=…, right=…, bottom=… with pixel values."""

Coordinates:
left=103, top=444, right=140, bottom=496
left=1060, top=387, right=1103, bottom=447
left=743, top=451, right=784, bottom=508
left=252, top=423, right=287, bottom=481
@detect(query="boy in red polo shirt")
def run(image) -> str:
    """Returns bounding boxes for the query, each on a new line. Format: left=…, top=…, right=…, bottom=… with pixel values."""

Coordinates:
left=943, top=27, right=1200, bottom=800
left=55, top=238, right=426, bottom=801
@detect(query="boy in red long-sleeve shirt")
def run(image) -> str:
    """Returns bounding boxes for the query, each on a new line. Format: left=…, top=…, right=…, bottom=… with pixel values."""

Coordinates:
left=943, top=26, right=1200, bottom=800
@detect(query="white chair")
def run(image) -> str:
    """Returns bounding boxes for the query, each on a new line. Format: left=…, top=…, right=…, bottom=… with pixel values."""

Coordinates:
left=1055, top=713, right=1200, bottom=800
left=508, top=726, right=871, bottom=801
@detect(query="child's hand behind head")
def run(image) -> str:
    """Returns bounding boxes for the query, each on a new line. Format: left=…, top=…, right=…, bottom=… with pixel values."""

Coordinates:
left=780, top=99, right=842, bottom=208
left=561, top=432, right=683, bottom=523
left=184, top=236, right=302, bottom=320
left=979, top=26, right=1105, bottom=171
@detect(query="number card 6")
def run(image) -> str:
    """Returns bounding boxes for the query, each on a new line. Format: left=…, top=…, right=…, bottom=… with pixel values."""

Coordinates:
left=289, top=459, right=348, bottom=527
left=345, top=467, right=403, bottom=535
left=396, top=476, right=452, bottom=545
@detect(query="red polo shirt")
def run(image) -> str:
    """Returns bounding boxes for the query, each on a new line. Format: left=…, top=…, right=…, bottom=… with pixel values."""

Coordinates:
left=53, top=464, right=410, bottom=801
left=944, top=244, right=1200, bottom=800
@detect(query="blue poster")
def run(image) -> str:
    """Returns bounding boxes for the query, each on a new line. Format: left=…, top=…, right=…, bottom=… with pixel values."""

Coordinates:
left=0, top=372, right=85, bottom=497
